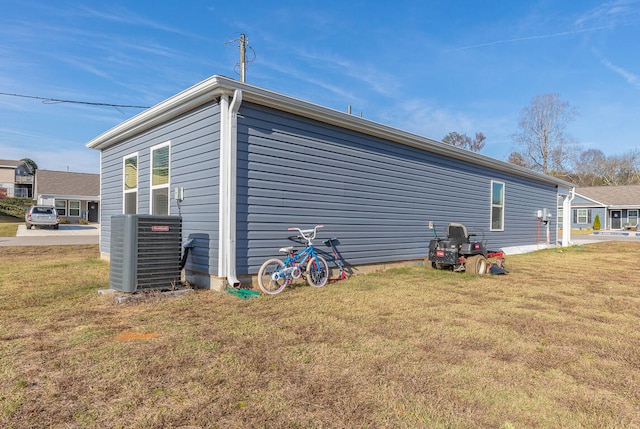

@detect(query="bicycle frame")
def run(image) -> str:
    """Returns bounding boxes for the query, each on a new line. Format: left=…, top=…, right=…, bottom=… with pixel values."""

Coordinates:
left=272, top=245, right=317, bottom=282
left=273, top=226, right=324, bottom=282
left=258, top=225, right=329, bottom=294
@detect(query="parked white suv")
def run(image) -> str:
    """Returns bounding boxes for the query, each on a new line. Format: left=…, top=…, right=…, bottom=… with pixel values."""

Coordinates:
left=25, top=205, right=60, bottom=229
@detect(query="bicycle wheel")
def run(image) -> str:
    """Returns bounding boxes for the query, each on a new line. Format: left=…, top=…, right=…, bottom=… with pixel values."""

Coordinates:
left=258, top=258, right=288, bottom=294
left=306, top=255, right=329, bottom=288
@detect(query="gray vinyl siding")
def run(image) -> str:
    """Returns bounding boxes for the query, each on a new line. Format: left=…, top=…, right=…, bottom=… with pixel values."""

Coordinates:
left=568, top=207, right=605, bottom=229
left=568, top=195, right=606, bottom=229
left=99, top=101, right=221, bottom=276
left=236, top=103, right=560, bottom=274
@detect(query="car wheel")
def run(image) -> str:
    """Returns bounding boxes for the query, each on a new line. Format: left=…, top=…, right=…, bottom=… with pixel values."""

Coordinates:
left=54, top=225, right=59, bottom=230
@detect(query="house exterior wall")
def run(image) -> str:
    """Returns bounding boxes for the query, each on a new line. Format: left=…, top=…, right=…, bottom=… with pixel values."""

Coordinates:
left=0, top=167, right=15, bottom=196
left=0, top=168, right=14, bottom=184
left=99, top=101, right=222, bottom=277
left=35, top=197, right=99, bottom=223
left=236, top=103, right=560, bottom=275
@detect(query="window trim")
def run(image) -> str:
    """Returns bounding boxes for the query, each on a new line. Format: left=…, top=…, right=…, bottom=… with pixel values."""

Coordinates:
left=123, top=152, right=138, bottom=215
left=68, top=200, right=81, bottom=217
left=150, top=142, right=171, bottom=215
left=490, top=180, right=505, bottom=231
left=55, top=200, right=67, bottom=217
left=576, top=209, right=588, bottom=224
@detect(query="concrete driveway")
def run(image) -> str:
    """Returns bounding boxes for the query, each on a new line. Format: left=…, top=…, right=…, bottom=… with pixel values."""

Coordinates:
left=0, top=224, right=99, bottom=247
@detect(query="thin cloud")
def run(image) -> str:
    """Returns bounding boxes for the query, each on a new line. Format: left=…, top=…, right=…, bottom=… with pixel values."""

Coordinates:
left=77, top=5, right=193, bottom=37
left=451, top=26, right=608, bottom=51
left=600, top=58, right=640, bottom=89
left=293, top=49, right=401, bottom=98
left=575, top=0, right=640, bottom=28
left=259, top=56, right=359, bottom=102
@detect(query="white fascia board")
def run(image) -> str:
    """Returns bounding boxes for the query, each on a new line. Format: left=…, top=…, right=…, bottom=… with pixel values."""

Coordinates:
left=86, top=74, right=574, bottom=189
left=609, top=205, right=637, bottom=209
left=86, top=76, right=232, bottom=150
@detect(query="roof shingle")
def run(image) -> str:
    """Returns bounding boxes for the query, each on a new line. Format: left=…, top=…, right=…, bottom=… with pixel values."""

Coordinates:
left=35, top=170, right=99, bottom=197
left=577, top=185, right=640, bottom=206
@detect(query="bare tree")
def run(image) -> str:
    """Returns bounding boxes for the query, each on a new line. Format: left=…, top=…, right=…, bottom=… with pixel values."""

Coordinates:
left=507, top=151, right=531, bottom=168
left=569, top=149, right=640, bottom=186
left=511, top=93, right=578, bottom=175
left=573, top=149, right=607, bottom=186
left=442, top=132, right=486, bottom=152
left=602, top=150, right=640, bottom=186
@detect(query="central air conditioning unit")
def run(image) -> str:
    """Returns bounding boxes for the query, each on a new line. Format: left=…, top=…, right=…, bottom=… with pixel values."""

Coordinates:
left=110, top=214, right=182, bottom=293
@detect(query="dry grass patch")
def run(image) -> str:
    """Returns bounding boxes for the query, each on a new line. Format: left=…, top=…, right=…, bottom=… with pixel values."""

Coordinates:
left=1, top=242, right=639, bottom=428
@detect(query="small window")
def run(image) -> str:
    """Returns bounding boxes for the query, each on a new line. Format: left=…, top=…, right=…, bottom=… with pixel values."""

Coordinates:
left=558, top=208, right=564, bottom=225
left=151, top=143, right=170, bottom=215
left=55, top=200, right=67, bottom=216
left=69, top=201, right=80, bottom=217
left=490, top=180, right=505, bottom=231
left=576, top=209, right=588, bottom=224
left=123, top=154, right=138, bottom=214
left=628, top=210, right=638, bottom=226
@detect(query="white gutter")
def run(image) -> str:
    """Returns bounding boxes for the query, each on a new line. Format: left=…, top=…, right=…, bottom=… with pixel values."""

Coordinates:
left=86, top=75, right=573, bottom=190
left=561, top=187, right=575, bottom=246
left=218, top=89, right=242, bottom=287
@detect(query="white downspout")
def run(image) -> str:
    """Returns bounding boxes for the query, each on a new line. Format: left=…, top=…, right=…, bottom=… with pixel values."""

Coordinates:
left=218, top=95, right=229, bottom=282
left=218, top=89, right=242, bottom=288
left=562, top=187, right=575, bottom=247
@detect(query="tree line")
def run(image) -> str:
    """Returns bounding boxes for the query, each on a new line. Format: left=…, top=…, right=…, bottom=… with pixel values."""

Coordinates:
left=442, top=93, right=640, bottom=187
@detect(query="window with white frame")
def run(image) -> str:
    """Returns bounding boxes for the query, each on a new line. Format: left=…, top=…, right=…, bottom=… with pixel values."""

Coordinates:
left=490, top=180, right=505, bottom=231
left=123, top=154, right=138, bottom=214
left=629, top=210, right=638, bottom=226
left=69, top=201, right=80, bottom=217
left=151, top=142, right=170, bottom=215
left=576, top=209, right=589, bottom=224
left=558, top=208, right=563, bottom=225
left=55, top=200, right=67, bottom=216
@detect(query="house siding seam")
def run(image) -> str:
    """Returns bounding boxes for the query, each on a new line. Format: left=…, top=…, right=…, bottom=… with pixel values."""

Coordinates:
left=99, top=101, right=222, bottom=276
left=235, top=102, right=559, bottom=274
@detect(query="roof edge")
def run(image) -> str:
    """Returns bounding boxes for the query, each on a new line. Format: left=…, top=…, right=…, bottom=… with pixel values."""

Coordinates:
left=86, top=75, right=574, bottom=188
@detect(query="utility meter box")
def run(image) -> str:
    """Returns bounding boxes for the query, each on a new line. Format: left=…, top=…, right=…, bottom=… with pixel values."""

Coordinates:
left=110, top=214, right=182, bottom=293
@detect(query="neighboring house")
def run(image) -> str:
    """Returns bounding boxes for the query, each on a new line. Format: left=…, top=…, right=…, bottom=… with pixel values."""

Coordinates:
left=86, top=75, right=574, bottom=290
left=560, top=185, right=640, bottom=230
left=33, top=170, right=100, bottom=223
left=0, top=159, right=34, bottom=198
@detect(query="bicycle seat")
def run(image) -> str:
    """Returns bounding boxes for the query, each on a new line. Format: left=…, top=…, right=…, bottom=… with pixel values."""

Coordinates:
left=278, top=246, right=298, bottom=254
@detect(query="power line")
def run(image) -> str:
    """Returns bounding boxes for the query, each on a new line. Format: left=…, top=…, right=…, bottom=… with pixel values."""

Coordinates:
left=0, top=91, right=151, bottom=112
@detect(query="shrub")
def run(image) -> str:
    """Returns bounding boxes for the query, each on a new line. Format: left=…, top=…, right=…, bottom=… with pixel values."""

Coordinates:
left=0, top=198, right=32, bottom=219
left=593, top=214, right=601, bottom=231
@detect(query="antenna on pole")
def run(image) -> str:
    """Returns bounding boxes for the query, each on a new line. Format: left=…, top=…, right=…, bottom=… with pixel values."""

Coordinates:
left=225, top=33, right=255, bottom=83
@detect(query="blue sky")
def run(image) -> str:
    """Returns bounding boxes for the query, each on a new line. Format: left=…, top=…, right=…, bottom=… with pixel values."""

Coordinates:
left=1, top=0, right=639, bottom=174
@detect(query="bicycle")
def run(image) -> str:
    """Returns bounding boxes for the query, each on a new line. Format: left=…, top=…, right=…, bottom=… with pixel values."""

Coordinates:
left=323, top=237, right=349, bottom=282
left=258, top=225, right=329, bottom=294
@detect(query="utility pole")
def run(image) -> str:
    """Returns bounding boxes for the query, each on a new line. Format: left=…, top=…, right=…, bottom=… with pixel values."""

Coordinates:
left=239, top=33, right=247, bottom=83
left=225, top=33, right=252, bottom=82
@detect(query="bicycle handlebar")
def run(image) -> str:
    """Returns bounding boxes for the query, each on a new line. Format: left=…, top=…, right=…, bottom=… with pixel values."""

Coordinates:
left=287, top=225, right=323, bottom=244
